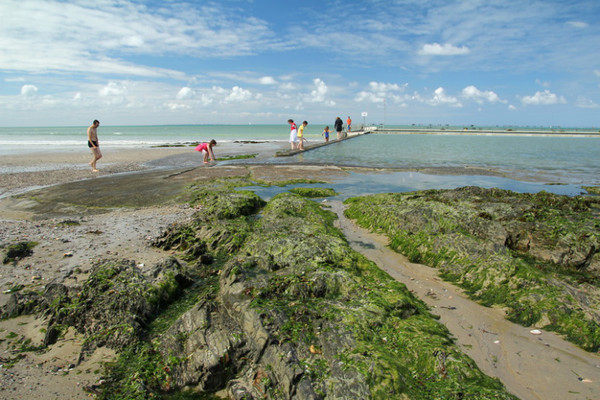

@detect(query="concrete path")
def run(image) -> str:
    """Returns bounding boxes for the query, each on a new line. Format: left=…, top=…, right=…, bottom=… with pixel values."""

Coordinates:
left=275, top=130, right=368, bottom=157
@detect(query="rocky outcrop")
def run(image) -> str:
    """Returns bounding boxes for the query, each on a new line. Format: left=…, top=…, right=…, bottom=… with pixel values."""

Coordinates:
left=141, top=184, right=515, bottom=399
left=2, top=241, right=37, bottom=264
left=345, top=186, right=600, bottom=352
left=2, top=256, right=194, bottom=352
left=0, top=181, right=518, bottom=399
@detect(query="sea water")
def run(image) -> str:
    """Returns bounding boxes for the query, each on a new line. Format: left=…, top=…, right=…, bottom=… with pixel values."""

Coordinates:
left=276, top=133, right=600, bottom=185
left=0, top=125, right=288, bottom=156
left=1, top=125, right=599, bottom=193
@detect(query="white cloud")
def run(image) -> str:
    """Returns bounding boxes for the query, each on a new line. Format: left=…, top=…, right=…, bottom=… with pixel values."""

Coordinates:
left=566, top=21, right=589, bottom=28
left=355, top=91, right=385, bottom=104
left=259, top=76, right=277, bottom=85
left=535, top=79, right=550, bottom=88
left=195, top=93, right=214, bottom=106
left=225, top=86, right=252, bottom=103
left=278, top=82, right=298, bottom=92
left=167, top=103, right=191, bottom=111
left=508, top=104, right=517, bottom=111
left=594, top=70, right=600, bottom=77
left=176, top=87, right=195, bottom=100
left=521, top=90, right=567, bottom=105
left=0, top=0, right=275, bottom=78
left=419, top=43, right=470, bottom=56
left=309, top=79, right=335, bottom=106
left=99, top=82, right=127, bottom=97
left=576, top=96, right=599, bottom=109
left=429, top=87, right=462, bottom=107
left=355, top=81, right=408, bottom=104
left=211, top=86, right=229, bottom=96
left=368, top=82, right=406, bottom=92
left=20, top=84, right=38, bottom=96
left=461, top=86, right=504, bottom=104
left=310, top=79, right=327, bottom=101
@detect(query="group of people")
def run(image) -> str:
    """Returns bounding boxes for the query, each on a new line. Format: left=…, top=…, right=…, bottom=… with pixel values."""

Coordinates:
left=289, top=116, right=352, bottom=149
left=86, top=115, right=354, bottom=171
left=287, top=119, right=309, bottom=150
left=86, top=119, right=217, bottom=172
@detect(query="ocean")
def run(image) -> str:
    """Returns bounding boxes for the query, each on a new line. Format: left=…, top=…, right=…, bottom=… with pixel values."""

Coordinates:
left=0, top=124, right=288, bottom=155
left=280, top=133, right=600, bottom=185
left=1, top=125, right=599, bottom=195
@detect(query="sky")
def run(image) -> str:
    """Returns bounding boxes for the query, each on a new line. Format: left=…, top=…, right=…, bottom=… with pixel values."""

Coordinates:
left=1, top=0, right=599, bottom=127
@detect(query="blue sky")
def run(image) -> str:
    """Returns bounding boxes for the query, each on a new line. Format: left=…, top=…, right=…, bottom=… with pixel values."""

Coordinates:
left=1, top=0, right=599, bottom=127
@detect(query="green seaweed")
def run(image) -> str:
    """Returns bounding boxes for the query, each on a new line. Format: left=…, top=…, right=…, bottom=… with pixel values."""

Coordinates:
left=251, top=177, right=328, bottom=187
left=89, top=180, right=516, bottom=398
left=344, top=187, right=600, bottom=351
left=239, top=191, right=515, bottom=398
left=218, top=153, right=257, bottom=160
left=98, top=342, right=180, bottom=399
left=583, top=186, right=600, bottom=195
left=3, top=241, right=38, bottom=264
left=289, top=187, right=338, bottom=198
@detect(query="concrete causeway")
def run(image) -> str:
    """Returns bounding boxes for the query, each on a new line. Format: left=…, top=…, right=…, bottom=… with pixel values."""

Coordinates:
left=275, top=129, right=369, bottom=157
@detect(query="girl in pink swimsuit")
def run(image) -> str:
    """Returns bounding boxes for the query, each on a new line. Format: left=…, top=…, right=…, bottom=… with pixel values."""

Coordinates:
left=194, top=139, right=217, bottom=164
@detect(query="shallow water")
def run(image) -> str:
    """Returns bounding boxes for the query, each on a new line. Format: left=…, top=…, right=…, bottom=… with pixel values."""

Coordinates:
left=3, top=125, right=599, bottom=193
left=241, top=170, right=587, bottom=200
left=274, top=134, right=600, bottom=185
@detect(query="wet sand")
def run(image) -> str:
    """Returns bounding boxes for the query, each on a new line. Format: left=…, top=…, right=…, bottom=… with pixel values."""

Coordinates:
left=0, top=141, right=287, bottom=199
left=1, top=144, right=600, bottom=399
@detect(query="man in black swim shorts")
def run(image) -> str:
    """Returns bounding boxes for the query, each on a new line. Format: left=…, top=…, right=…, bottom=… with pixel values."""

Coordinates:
left=87, top=119, right=102, bottom=172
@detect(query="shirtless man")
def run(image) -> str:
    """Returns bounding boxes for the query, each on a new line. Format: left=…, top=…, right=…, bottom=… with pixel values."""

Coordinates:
left=87, top=120, right=102, bottom=172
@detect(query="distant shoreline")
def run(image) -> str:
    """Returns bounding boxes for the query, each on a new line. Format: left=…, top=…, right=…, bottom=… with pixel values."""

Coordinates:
left=368, top=127, right=600, bottom=137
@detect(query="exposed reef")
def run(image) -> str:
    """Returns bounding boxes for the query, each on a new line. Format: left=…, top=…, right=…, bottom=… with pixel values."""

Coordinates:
left=345, top=186, right=600, bottom=352
left=2, top=180, right=516, bottom=399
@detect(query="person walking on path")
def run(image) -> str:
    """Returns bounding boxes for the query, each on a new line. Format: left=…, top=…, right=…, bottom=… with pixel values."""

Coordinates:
left=298, top=121, right=308, bottom=150
left=194, top=139, right=217, bottom=164
left=334, top=117, right=343, bottom=140
left=87, top=119, right=102, bottom=172
left=322, top=126, right=330, bottom=142
left=346, top=116, right=352, bottom=132
left=288, top=119, right=298, bottom=149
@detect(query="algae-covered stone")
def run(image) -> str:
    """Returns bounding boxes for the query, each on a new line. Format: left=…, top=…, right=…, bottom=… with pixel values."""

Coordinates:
left=94, top=180, right=516, bottom=399
left=583, top=186, right=600, bottom=195
left=345, top=186, right=600, bottom=351
left=7, top=257, right=195, bottom=355
left=187, top=180, right=265, bottom=219
left=289, top=187, right=338, bottom=198
left=2, top=241, right=37, bottom=264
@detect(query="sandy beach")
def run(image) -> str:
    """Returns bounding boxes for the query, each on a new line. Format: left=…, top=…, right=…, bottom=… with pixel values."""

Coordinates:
left=1, top=143, right=599, bottom=399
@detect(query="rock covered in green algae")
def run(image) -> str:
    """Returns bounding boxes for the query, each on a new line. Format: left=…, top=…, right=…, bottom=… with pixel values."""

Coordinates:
left=288, top=187, right=338, bottom=198
left=3, top=180, right=516, bottom=399
left=2, top=241, right=37, bottom=264
left=345, top=186, right=600, bottom=352
left=139, top=182, right=516, bottom=399
left=187, top=179, right=266, bottom=219
left=1, top=256, right=193, bottom=352
left=584, top=186, right=600, bottom=195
